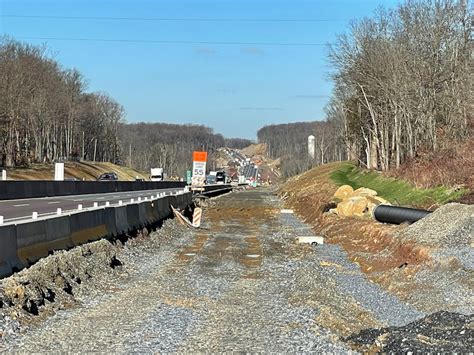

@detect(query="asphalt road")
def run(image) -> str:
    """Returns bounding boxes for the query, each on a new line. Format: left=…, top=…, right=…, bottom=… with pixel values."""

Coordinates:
left=0, top=188, right=183, bottom=222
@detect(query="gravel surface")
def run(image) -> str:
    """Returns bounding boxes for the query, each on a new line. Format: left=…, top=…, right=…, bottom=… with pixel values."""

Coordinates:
left=387, top=202, right=474, bottom=315
left=397, top=203, right=473, bottom=248
left=1, top=188, right=471, bottom=352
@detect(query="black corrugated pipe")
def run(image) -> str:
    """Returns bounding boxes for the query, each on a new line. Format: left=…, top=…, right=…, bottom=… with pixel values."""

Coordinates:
left=373, top=204, right=432, bottom=224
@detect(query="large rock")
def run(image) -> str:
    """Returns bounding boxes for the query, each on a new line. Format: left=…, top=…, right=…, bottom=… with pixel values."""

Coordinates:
left=367, top=195, right=391, bottom=205
left=336, top=196, right=368, bottom=217
left=334, top=185, right=354, bottom=201
left=353, top=187, right=378, bottom=197
left=350, top=196, right=369, bottom=217
left=366, top=202, right=378, bottom=216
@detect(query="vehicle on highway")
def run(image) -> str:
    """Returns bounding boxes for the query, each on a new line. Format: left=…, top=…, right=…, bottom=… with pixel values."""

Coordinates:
left=150, top=168, right=164, bottom=181
left=206, top=174, right=216, bottom=184
left=97, top=172, right=118, bottom=181
left=216, top=171, right=231, bottom=184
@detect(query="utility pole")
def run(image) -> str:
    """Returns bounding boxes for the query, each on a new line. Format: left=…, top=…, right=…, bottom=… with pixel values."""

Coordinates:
left=129, top=143, right=132, bottom=166
left=82, top=131, right=85, bottom=161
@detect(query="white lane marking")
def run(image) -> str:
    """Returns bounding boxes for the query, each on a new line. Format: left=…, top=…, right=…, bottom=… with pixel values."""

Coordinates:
left=73, top=199, right=83, bottom=202
left=47, top=201, right=61, bottom=205
left=13, top=203, right=30, bottom=207
left=97, top=197, right=105, bottom=200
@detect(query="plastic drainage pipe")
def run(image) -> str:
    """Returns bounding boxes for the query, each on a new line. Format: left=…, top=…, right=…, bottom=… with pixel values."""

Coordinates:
left=373, top=204, right=432, bottom=224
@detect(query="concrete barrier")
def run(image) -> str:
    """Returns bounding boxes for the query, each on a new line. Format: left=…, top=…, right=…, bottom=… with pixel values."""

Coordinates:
left=201, top=185, right=233, bottom=197
left=0, top=180, right=187, bottom=200
left=0, top=225, right=21, bottom=278
left=138, top=202, right=155, bottom=225
left=69, top=210, right=107, bottom=245
left=16, top=220, right=49, bottom=265
left=111, top=206, right=129, bottom=235
left=0, top=189, right=197, bottom=279
left=126, top=204, right=141, bottom=230
left=154, top=198, right=166, bottom=220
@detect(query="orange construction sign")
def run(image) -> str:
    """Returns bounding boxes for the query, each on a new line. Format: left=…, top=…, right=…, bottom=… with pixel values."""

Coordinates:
left=193, top=151, right=208, bottom=162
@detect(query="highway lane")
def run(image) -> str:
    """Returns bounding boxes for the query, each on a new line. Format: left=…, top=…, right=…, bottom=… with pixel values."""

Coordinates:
left=0, top=188, right=184, bottom=222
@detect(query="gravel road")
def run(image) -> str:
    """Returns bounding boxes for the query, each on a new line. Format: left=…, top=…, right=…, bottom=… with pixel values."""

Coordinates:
left=1, top=188, right=470, bottom=352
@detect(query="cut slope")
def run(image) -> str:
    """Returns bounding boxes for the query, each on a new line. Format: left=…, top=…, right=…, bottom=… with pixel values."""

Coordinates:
left=5, top=161, right=149, bottom=181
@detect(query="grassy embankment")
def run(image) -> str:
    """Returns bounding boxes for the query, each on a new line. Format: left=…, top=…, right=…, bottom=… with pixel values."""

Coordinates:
left=6, top=161, right=149, bottom=181
left=330, top=162, right=466, bottom=208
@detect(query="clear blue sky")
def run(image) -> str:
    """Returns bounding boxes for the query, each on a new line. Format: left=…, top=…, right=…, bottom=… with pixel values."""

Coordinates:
left=0, top=0, right=399, bottom=139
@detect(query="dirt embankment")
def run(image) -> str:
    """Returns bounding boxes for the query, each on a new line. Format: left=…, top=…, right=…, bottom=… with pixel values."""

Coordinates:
left=239, top=143, right=280, bottom=183
left=5, top=161, right=148, bottom=181
left=279, top=162, right=473, bottom=314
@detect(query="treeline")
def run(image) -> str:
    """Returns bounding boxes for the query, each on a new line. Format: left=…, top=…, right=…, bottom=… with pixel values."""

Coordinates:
left=0, top=38, right=124, bottom=167
left=119, top=123, right=225, bottom=177
left=224, top=138, right=254, bottom=149
left=257, top=121, right=346, bottom=177
left=327, top=0, right=472, bottom=170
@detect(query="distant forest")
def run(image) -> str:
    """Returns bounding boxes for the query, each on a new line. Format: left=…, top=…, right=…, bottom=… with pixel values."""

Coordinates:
left=120, top=123, right=225, bottom=177
left=0, top=37, right=251, bottom=175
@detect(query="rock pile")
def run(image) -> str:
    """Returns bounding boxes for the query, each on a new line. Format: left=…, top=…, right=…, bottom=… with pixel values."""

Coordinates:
left=330, top=185, right=390, bottom=218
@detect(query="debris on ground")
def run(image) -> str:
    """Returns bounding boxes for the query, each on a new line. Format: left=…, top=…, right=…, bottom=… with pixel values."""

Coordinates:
left=345, top=311, right=474, bottom=353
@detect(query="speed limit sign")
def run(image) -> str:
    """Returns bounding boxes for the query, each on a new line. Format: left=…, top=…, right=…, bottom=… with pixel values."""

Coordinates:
left=191, top=151, right=207, bottom=190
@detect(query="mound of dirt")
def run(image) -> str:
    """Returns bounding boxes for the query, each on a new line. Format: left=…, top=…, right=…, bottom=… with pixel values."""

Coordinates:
left=240, top=143, right=267, bottom=158
left=397, top=203, right=474, bottom=248
left=0, top=238, right=123, bottom=340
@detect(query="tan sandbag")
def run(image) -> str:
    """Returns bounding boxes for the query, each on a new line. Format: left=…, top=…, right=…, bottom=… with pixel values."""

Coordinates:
left=353, top=187, right=378, bottom=197
left=334, top=185, right=354, bottom=201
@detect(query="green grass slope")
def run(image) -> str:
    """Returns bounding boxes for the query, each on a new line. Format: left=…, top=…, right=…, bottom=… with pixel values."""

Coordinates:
left=330, top=162, right=466, bottom=208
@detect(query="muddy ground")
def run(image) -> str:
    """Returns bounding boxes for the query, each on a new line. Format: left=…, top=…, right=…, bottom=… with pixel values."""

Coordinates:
left=0, top=188, right=472, bottom=352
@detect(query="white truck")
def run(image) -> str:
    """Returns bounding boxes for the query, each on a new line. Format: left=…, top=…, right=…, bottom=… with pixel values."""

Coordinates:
left=150, top=168, right=164, bottom=181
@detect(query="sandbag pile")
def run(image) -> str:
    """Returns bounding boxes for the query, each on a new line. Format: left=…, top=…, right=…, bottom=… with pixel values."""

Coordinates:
left=330, top=185, right=390, bottom=218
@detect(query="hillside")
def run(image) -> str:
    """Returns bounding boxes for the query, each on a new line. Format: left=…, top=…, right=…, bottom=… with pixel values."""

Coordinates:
left=5, top=161, right=149, bottom=181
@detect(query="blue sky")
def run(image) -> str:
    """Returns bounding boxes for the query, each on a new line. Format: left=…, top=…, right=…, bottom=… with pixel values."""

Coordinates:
left=0, top=0, right=399, bottom=139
